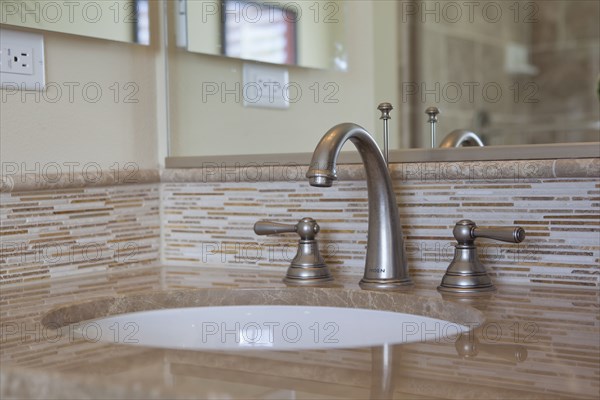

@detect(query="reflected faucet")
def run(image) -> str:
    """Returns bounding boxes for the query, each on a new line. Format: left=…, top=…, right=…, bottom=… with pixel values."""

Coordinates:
left=370, top=344, right=399, bottom=399
left=425, top=106, right=485, bottom=147
left=455, top=332, right=528, bottom=363
left=439, top=129, right=485, bottom=148
left=306, top=123, right=412, bottom=290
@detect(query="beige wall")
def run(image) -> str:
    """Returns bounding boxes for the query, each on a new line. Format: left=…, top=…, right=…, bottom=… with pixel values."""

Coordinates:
left=0, top=0, right=136, bottom=43
left=186, top=0, right=220, bottom=54
left=0, top=3, right=162, bottom=171
left=1, top=1, right=386, bottom=164
left=169, top=1, right=383, bottom=157
left=1, top=1, right=597, bottom=167
left=373, top=0, right=401, bottom=150
left=295, top=0, right=340, bottom=70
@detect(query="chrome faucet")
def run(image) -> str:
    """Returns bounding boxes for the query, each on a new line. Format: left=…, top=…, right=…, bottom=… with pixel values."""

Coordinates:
left=306, top=123, right=412, bottom=290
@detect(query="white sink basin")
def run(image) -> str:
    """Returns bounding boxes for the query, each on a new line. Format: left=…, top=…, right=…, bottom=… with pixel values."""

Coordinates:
left=74, top=305, right=470, bottom=351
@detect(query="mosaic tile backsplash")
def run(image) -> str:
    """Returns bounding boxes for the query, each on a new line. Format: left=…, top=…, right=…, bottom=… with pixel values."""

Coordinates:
left=1, top=158, right=598, bottom=288
left=162, top=159, right=599, bottom=288
left=0, top=184, right=160, bottom=285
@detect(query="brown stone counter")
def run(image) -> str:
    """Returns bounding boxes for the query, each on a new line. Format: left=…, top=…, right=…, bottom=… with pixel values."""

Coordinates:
left=1, top=265, right=598, bottom=399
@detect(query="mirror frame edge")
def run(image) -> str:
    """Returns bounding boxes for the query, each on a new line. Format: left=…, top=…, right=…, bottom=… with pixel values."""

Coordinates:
left=165, top=142, right=600, bottom=168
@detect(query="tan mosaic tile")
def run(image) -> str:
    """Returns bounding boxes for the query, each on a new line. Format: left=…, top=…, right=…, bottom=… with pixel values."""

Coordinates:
left=163, top=165, right=599, bottom=288
left=0, top=185, right=160, bottom=285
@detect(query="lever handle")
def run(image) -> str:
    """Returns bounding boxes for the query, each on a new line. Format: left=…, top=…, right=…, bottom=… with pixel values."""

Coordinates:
left=453, top=219, right=525, bottom=245
left=254, top=221, right=296, bottom=236
left=440, top=219, right=525, bottom=294
left=474, top=227, right=525, bottom=243
left=253, top=217, right=332, bottom=285
left=254, top=218, right=320, bottom=240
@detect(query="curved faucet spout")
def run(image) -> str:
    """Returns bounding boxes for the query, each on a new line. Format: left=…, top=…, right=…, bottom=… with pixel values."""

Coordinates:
left=306, top=123, right=412, bottom=290
left=439, top=129, right=484, bottom=148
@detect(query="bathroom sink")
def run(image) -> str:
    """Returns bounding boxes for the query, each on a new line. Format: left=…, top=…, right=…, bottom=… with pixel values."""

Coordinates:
left=72, top=305, right=471, bottom=351
left=43, top=287, right=484, bottom=352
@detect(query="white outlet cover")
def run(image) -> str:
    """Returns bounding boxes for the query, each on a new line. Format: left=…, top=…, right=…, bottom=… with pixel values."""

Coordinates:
left=0, top=28, right=45, bottom=91
left=243, top=63, right=289, bottom=109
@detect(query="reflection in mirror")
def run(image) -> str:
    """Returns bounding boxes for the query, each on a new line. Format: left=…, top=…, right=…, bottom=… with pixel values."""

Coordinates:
left=408, top=0, right=600, bottom=147
left=222, top=0, right=298, bottom=64
left=0, top=0, right=150, bottom=44
left=181, top=0, right=347, bottom=70
left=167, top=1, right=599, bottom=157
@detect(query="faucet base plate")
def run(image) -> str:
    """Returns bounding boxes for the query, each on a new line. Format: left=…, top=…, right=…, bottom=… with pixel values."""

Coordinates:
left=359, top=279, right=413, bottom=291
left=283, top=276, right=334, bottom=287
left=437, top=284, right=497, bottom=294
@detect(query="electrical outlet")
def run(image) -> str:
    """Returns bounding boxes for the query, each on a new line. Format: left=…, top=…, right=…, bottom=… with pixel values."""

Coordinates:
left=0, top=47, right=34, bottom=75
left=243, top=63, right=289, bottom=109
left=0, top=29, right=45, bottom=91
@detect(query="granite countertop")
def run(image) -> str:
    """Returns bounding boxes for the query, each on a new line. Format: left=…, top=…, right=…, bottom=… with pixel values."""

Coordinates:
left=1, top=265, right=598, bottom=399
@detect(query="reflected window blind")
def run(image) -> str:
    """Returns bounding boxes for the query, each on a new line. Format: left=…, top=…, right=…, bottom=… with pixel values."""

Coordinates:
left=223, top=1, right=296, bottom=65
left=135, top=0, right=150, bottom=45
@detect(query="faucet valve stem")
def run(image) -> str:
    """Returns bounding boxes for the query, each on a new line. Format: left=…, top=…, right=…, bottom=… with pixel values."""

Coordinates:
left=377, top=102, right=393, bottom=165
left=425, top=106, right=440, bottom=148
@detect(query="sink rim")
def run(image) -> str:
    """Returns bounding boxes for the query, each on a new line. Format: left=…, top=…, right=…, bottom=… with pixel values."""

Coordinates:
left=42, top=287, right=486, bottom=331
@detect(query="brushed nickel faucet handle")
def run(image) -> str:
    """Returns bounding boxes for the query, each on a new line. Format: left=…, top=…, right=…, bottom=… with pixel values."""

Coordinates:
left=254, top=218, right=320, bottom=240
left=453, top=219, right=526, bottom=244
left=438, top=220, right=526, bottom=294
left=253, top=218, right=333, bottom=286
left=254, top=221, right=297, bottom=236
left=425, top=106, right=440, bottom=148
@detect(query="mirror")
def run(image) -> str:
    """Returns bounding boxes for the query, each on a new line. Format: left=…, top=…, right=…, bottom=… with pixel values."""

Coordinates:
left=0, top=0, right=151, bottom=45
left=407, top=0, right=600, bottom=148
left=179, top=0, right=347, bottom=70
left=167, top=0, right=599, bottom=157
